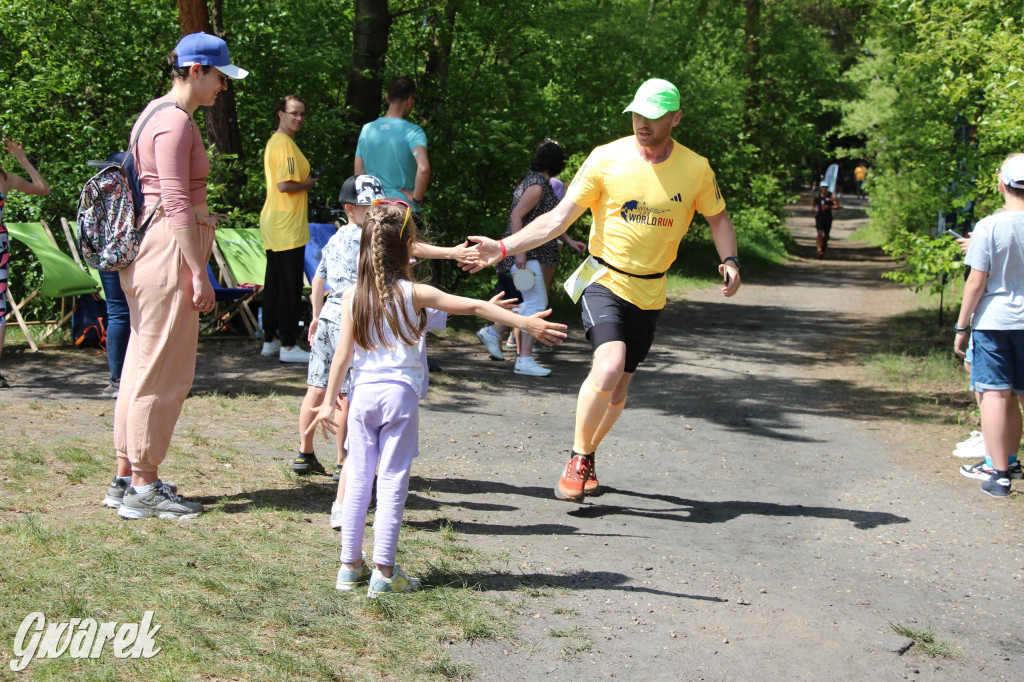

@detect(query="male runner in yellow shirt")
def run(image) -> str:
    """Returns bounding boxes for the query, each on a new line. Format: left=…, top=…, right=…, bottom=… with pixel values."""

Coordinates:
left=466, top=78, right=741, bottom=501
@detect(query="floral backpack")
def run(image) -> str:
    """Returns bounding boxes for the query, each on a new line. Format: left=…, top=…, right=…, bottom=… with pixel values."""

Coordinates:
left=76, top=102, right=184, bottom=271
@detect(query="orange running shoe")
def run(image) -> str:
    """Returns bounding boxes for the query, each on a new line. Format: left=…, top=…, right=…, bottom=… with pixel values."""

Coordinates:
left=555, top=453, right=591, bottom=502
left=583, top=454, right=600, bottom=496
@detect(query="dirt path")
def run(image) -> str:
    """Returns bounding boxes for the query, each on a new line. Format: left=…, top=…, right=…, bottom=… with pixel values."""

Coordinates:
left=1, top=199, right=1021, bottom=680
left=411, top=198, right=1023, bottom=680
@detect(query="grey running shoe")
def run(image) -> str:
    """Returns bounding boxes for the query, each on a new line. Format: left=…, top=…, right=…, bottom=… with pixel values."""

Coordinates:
left=100, top=380, right=120, bottom=399
left=103, top=478, right=176, bottom=508
left=336, top=559, right=372, bottom=592
left=367, top=565, right=422, bottom=598
left=118, top=481, right=202, bottom=519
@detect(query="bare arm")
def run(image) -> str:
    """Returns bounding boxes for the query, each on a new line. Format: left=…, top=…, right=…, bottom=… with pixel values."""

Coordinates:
left=413, top=283, right=567, bottom=345
left=307, top=288, right=356, bottom=437
left=2, top=139, right=50, bottom=196
left=277, top=175, right=317, bottom=193
left=354, top=156, right=366, bottom=175
left=411, top=146, right=430, bottom=203
left=170, top=225, right=215, bottom=312
left=509, top=184, right=543, bottom=267
left=954, top=267, right=988, bottom=357
left=410, top=239, right=473, bottom=263
left=310, top=275, right=327, bottom=322
left=706, top=209, right=741, bottom=297
left=464, top=197, right=588, bottom=272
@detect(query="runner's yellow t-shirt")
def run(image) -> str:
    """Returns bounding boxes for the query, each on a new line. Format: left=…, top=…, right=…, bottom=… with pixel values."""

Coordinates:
left=259, top=132, right=311, bottom=251
left=566, top=136, right=726, bottom=310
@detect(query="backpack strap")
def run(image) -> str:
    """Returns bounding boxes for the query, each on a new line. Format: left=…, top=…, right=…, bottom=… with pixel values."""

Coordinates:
left=128, top=101, right=191, bottom=231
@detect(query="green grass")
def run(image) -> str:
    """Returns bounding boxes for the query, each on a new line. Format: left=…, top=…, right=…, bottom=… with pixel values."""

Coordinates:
left=548, top=624, right=593, bottom=661
left=858, top=304, right=979, bottom=426
left=889, top=620, right=958, bottom=659
left=0, top=393, right=532, bottom=680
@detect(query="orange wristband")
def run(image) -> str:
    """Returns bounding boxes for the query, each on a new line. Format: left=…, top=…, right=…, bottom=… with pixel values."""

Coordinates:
left=499, top=240, right=507, bottom=259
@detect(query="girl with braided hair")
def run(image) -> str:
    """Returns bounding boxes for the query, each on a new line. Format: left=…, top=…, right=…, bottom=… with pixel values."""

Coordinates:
left=308, top=200, right=567, bottom=596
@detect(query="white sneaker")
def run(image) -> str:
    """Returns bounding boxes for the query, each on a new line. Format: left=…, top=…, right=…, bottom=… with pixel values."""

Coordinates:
left=330, top=501, right=343, bottom=530
left=954, top=432, right=985, bottom=458
left=261, top=339, right=281, bottom=356
left=505, top=334, right=517, bottom=349
left=279, top=346, right=310, bottom=363
left=514, top=356, right=551, bottom=377
left=476, top=327, right=504, bottom=360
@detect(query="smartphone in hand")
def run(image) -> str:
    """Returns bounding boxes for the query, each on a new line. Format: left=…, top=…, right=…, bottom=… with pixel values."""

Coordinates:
left=947, top=229, right=964, bottom=239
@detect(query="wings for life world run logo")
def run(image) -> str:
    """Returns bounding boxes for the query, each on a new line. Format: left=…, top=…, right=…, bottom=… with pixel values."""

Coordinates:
left=620, top=200, right=673, bottom=228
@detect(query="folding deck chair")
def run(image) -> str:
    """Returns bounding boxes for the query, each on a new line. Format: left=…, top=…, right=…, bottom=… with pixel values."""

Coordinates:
left=211, top=227, right=266, bottom=336
left=4, top=222, right=101, bottom=351
left=57, top=217, right=104, bottom=293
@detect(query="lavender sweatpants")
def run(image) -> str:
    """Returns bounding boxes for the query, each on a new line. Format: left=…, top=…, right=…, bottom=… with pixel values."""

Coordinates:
left=340, top=380, right=419, bottom=568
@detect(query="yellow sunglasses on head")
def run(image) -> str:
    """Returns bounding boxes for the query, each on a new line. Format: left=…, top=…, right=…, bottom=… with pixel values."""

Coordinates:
left=372, top=199, right=412, bottom=237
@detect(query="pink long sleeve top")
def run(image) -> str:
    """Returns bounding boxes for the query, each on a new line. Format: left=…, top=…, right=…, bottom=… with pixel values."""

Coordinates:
left=131, top=96, right=209, bottom=230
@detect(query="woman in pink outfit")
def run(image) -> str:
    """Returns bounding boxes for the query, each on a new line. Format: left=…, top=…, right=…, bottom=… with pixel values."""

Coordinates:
left=105, top=33, right=247, bottom=519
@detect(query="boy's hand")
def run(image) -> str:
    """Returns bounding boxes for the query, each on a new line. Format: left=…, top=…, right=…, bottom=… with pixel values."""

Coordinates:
left=307, top=318, right=319, bottom=345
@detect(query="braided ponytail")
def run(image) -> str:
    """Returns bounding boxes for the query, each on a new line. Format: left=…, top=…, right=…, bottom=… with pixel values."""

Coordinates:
left=352, top=203, right=427, bottom=350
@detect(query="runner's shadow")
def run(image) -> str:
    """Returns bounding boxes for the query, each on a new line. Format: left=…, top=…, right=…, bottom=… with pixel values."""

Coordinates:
left=423, top=567, right=727, bottom=601
left=571, top=486, right=909, bottom=530
left=404, top=517, right=638, bottom=539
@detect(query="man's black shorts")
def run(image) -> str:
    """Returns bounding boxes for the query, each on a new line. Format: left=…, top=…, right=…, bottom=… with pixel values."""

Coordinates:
left=580, top=283, right=660, bottom=373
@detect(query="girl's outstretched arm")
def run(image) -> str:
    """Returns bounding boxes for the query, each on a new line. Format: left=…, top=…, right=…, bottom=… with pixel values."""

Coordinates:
left=412, top=283, right=567, bottom=346
left=306, top=287, right=356, bottom=439
left=2, top=138, right=50, bottom=196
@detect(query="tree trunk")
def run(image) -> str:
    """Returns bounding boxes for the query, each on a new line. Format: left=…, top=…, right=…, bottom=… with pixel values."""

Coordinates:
left=344, top=0, right=391, bottom=158
left=424, top=2, right=457, bottom=92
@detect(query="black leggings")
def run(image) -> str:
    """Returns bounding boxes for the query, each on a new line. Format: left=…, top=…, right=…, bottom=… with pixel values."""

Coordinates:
left=263, top=246, right=306, bottom=347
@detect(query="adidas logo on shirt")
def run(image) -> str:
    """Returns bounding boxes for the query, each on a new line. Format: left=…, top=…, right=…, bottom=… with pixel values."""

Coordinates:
left=670, top=193, right=683, bottom=202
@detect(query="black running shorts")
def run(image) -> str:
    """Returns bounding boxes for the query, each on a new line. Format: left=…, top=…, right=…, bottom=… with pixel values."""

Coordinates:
left=580, top=283, right=660, bottom=373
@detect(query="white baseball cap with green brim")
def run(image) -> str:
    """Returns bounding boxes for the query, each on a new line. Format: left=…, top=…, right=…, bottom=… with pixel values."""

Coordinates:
left=622, top=78, right=680, bottom=120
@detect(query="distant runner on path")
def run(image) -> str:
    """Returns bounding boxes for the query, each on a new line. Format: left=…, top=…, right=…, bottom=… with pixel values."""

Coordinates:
left=464, top=78, right=741, bottom=502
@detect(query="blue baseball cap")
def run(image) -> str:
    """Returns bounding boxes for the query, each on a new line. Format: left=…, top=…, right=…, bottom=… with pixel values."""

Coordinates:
left=175, top=32, right=248, bottom=80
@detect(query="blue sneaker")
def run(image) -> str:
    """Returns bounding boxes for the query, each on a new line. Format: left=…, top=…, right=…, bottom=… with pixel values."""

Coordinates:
left=367, top=566, right=421, bottom=598
left=336, top=559, right=371, bottom=592
left=982, top=473, right=1011, bottom=498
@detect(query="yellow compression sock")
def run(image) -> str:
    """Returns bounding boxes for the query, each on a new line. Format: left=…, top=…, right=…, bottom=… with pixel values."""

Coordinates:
left=591, top=395, right=627, bottom=451
left=573, top=378, right=613, bottom=454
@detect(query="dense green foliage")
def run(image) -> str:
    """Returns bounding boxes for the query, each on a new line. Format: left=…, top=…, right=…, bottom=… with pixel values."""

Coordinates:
left=2, top=0, right=858, bottom=313
left=835, top=0, right=1024, bottom=293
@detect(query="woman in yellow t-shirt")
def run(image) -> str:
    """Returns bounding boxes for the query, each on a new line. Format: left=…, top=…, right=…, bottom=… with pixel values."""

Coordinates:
left=259, top=95, right=318, bottom=362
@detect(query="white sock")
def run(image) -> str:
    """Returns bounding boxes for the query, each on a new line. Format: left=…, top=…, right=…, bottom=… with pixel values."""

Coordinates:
left=116, top=476, right=131, bottom=484
left=133, top=483, right=155, bottom=494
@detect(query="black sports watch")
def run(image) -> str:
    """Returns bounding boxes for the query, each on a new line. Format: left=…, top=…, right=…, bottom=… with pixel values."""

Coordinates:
left=723, top=256, right=740, bottom=268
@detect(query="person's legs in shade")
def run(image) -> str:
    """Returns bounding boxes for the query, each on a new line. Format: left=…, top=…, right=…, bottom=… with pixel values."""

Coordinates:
left=99, top=270, right=130, bottom=397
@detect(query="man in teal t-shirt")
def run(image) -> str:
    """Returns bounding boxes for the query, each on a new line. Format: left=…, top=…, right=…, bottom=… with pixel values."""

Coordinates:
left=353, top=76, right=430, bottom=211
